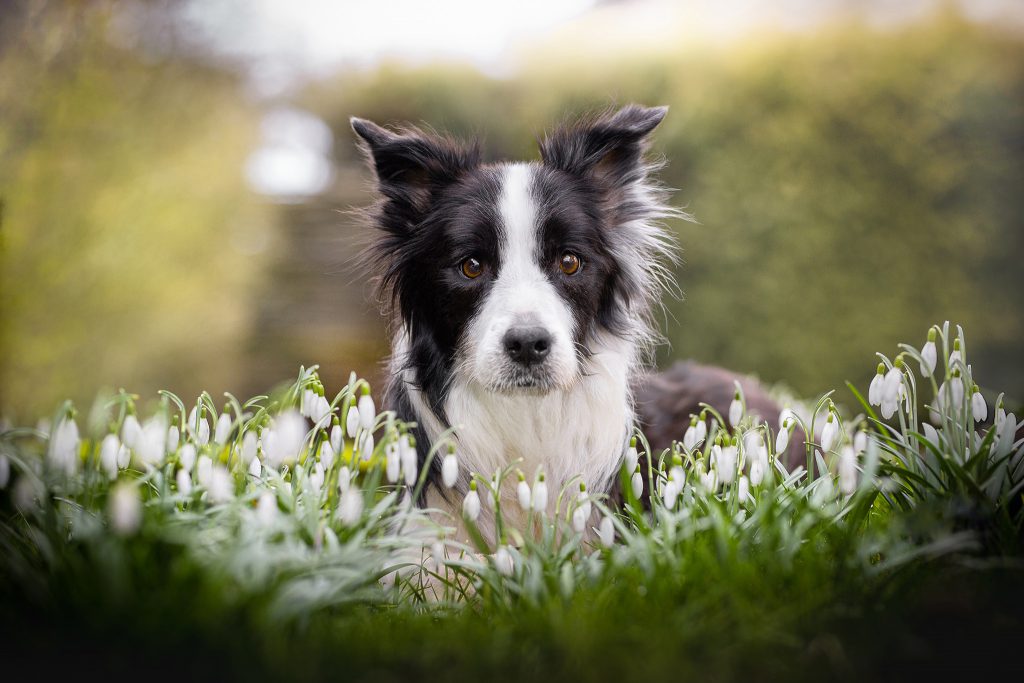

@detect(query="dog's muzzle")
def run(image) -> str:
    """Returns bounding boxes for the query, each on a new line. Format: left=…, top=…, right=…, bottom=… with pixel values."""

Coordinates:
left=502, top=326, right=552, bottom=367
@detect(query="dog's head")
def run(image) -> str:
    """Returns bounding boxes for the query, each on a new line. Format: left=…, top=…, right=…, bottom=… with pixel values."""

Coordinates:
left=353, top=105, right=677, bottom=404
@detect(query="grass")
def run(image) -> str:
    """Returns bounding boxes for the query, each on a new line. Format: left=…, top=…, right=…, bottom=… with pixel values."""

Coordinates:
left=1, top=322, right=1022, bottom=680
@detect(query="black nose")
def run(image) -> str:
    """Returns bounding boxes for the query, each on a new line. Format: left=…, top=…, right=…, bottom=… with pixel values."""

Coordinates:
left=502, top=327, right=552, bottom=366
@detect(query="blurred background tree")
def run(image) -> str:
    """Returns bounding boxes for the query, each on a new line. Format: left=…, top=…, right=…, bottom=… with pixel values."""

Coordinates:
left=1, top=0, right=1021, bottom=422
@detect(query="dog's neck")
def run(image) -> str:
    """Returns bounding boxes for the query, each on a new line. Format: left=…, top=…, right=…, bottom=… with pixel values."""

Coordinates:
left=390, top=329, right=635, bottom=528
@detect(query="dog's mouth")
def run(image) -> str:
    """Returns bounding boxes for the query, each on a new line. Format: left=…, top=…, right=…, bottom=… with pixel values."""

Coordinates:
left=486, top=367, right=567, bottom=395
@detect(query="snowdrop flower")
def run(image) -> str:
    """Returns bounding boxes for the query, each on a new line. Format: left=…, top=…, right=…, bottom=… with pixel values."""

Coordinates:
left=179, top=443, right=197, bottom=473
left=922, top=422, right=940, bottom=450
left=400, top=435, right=417, bottom=486
left=240, top=431, right=258, bottom=466
left=99, top=434, right=121, bottom=479
left=880, top=363, right=904, bottom=419
left=663, top=477, right=680, bottom=508
left=728, top=389, right=743, bottom=427
left=214, top=412, right=232, bottom=445
left=310, top=461, right=325, bottom=495
left=247, top=455, right=262, bottom=478
left=820, top=411, right=839, bottom=452
left=853, top=430, right=868, bottom=454
left=937, top=372, right=965, bottom=417
left=121, top=414, right=141, bottom=450
left=338, top=465, right=352, bottom=494
left=515, top=473, right=531, bottom=510
left=309, top=395, right=332, bottom=426
left=320, top=441, right=336, bottom=471
left=166, top=423, right=180, bottom=454
left=360, top=431, right=374, bottom=461
left=339, top=485, right=364, bottom=525
left=0, top=454, right=8, bottom=489
left=176, top=467, right=192, bottom=495
left=431, top=540, right=446, bottom=572
left=995, top=399, right=1006, bottom=429
left=919, top=328, right=938, bottom=377
left=749, top=457, right=765, bottom=487
left=357, top=389, right=376, bottom=431
left=971, top=385, right=987, bottom=423
left=533, top=472, right=549, bottom=512
left=48, top=416, right=80, bottom=476
left=738, top=475, right=750, bottom=503
left=345, top=404, right=360, bottom=439
left=709, top=436, right=722, bottom=471
left=207, top=466, right=232, bottom=503
left=385, top=442, right=400, bottom=483
left=695, top=413, right=708, bottom=443
left=719, top=437, right=738, bottom=485
left=188, top=406, right=210, bottom=446
left=839, top=446, right=857, bottom=496
left=262, top=410, right=306, bottom=468
left=135, top=417, right=167, bottom=467
left=700, top=467, right=718, bottom=492
left=256, top=491, right=277, bottom=525
left=948, top=339, right=962, bottom=368
left=196, top=455, right=212, bottom=487
left=775, top=423, right=790, bottom=455
left=300, top=388, right=315, bottom=418
left=631, top=466, right=644, bottom=499
left=494, top=546, right=514, bottom=577
left=811, top=473, right=836, bottom=508
left=683, top=415, right=700, bottom=451
left=109, top=484, right=142, bottom=535
left=868, top=363, right=885, bottom=407
left=573, top=505, right=587, bottom=532
left=995, top=412, right=1017, bottom=457
left=442, top=447, right=458, bottom=489
left=598, top=515, right=615, bottom=547
left=463, top=481, right=481, bottom=521
left=625, top=437, right=639, bottom=473
left=330, top=420, right=343, bottom=454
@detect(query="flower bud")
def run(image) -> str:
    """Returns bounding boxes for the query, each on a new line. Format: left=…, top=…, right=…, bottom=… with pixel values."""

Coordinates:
left=533, top=473, right=549, bottom=512
left=598, top=515, right=615, bottom=547
left=442, top=448, right=458, bottom=489
left=463, top=481, right=481, bottom=521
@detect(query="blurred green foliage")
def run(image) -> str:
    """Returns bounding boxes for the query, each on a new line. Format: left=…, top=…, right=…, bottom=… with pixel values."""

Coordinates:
left=312, top=12, right=1024, bottom=403
left=0, top=2, right=273, bottom=420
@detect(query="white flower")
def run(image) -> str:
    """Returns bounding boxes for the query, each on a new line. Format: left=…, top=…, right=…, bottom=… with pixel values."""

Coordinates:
left=683, top=417, right=699, bottom=451
left=338, top=466, right=352, bottom=494
left=345, top=405, right=360, bottom=438
left=339, top=485, right=364, bottom=525
left=247, top=455, right=262, bottom=478
left=400, top=435, right=417, bottom=486
left=135, top=417, right=167, bottom=467
left=573, top=506, right=587, bottom=532
left=310, top=462, right=325, bottom=495
left=176, top=467, right=193, bottom=495
left=701, top=468, right=718, bottom=491
left=938, top=374, right=965, bottom=417
left=598, top=515, right=615, bottom=547
left=166, top=425, right=180, bottom=454
left=663, top=477, right=680, bottom=508
left=196, top=455, right=213, bottom=486
left=880, top=365, right=904, bottom=419
left=494, top=546, right=514, bottom=577
left=820, top=412, right=839, bottom=452
left=240, top=432, right=258, bottom=466
left=749, top=458, right=764, bottom=487
left=121, top=415, right=141, bottom=450
left=0, top=454, right=8, bottom=489
left=719, top=440, right=737, bottom=485
left=109, top=484, right=142, bottom=535
left=385, top=443, right=400, bottom=483
left=738, top=475, right=750, bottom=503
left=99, top=434, right=121, bottom=479
left=517, top=477, right=531, bottom=509
left=853, top=430, right=868, bottom=454
left=48, top=416, right=80, bottom=476
left=533, top=474, right=549, bottom=512
left=995, top=412, right=1017, bottom=457
left=463, top=483, right=481, bottom=521
left=695, top=418, right=707, bottom=444
left=207, top=466, right=233, bottom=503
left=779, top=408, right=797, bottom=430
left=868, top=364, right=885, bottom=407
left=358, top=392, right=376, bottom=431
left=188, top=407, right=210, bottom=446
left=811, top=474, right=836, bottom=508
left=625, top=439, right=639, bottom=473
left=442, top=452, right=458, bottom=489
left=214, top=413, right=232, bottom=445
left=922, top=422, right=940, bottom=450
left=330, top=422, right=344, bottom=454
left=179, top=443, right=197, bottom=473
left=309, top=395, right=332, bottom=426
left=301, top=389, right=315, bottom=418
left=971, top=387, right=987, bottom=423
left=262, top=410, right=306, bottom=468
left=320, top=441, right=336, bottom=471
left=709, top=440, right=721, bottom=470
left=920, top=332, right=937, bottom=377
left=360, top=432, right=374, bottom=461
left=775, top=426, right=790, bottom=455
left=949, top=340, right=962, bottom=368
left=839, top=446, right=857, bottom=496
left=431, top=541, right=446, bottom=572
left=728, top=391, right=743, bottom=427
left=256, top=491, right=277, bottom=525
left=630, top=468, right=644, bottom=499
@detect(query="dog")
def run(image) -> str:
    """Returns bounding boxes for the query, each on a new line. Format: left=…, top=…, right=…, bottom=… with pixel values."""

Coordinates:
left=351, top=105, right=797, bottom=537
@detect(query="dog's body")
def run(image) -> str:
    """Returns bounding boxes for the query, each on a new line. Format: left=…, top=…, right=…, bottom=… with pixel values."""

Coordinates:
left=352, top=105, right=794, bottom=536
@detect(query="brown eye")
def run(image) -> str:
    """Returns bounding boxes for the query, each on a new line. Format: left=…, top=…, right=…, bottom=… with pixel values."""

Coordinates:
left=558, top=252, right=581, bottom=275
left=461, top=257, right=484, bottom=279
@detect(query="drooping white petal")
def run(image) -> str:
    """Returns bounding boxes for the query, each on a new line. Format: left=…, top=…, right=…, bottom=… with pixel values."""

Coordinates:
left=176, top=467, right=193, bottom=495
left=598, top=515, right=615, bottom=547
left=494, top=546, right=514, bottom=577
left=320, top=441, right=336, bottom=471
left=839, top=446, right=857, bottom=496
left=109, top=484, right=142, bottom=535
left=775, top=427, right=790, bottom=455
left=728, top=397, right=743, bottom=427
left=179, top=443, right=197, bottom=473
left=631, top=469, right=644, bottom=499
left=214, top=413, right=232, bottom=445
left=971, top=391, right=987, bottom=423
left=240, top=431, right=258, bottom=466
left=339, top=485, right=364, bottom=525
left=357, top=393, right=376, bottom=432
left=99, top=434, right=121, bottom=480
left=462, top=489, right=481, bottom=521
left=517, top=479, right=531, bottom=509
left=442, top=453, right=458, bottom=488
left=345, top=405, right=360, bottom=438
left=919, top=341, right=937, bottom=377
left=330, top=424, right=344, bottom=454
left=533, top=476, right=549, bottom=512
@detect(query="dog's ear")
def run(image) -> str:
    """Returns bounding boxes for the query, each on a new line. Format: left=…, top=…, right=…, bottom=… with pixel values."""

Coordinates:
left=351, top=117, right=479, bottom=212
left=539, top=104, right=667, bottom=186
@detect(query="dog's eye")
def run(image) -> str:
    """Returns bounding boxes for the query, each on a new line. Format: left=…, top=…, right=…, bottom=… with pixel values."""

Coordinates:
left=461, top=257, right=484, bottom=279
left=558, top=252, right=581, bottom=276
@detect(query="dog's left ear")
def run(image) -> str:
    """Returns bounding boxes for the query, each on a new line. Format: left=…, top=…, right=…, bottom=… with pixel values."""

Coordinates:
left=539, top=104, right=668, bottom=186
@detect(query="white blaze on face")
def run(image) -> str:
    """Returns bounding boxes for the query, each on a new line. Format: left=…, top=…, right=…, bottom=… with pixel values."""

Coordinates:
left=463, top=163, right=578, bottom=391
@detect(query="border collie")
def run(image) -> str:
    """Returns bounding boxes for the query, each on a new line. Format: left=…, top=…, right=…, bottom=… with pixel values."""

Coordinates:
left=351, top=105, right=792, bottom=535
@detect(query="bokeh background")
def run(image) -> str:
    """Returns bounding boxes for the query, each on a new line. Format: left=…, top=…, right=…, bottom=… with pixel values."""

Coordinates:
left=1, top=0, right=1022, bottom=421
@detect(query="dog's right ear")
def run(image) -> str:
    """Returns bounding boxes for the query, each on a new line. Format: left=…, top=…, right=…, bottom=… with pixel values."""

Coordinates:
left=351, top=117, right=478, bottom=212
